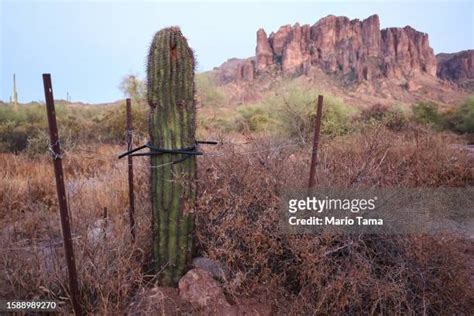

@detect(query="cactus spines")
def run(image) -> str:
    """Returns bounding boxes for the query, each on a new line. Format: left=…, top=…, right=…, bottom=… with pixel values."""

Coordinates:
left=147, top=27, right=197, bottom=286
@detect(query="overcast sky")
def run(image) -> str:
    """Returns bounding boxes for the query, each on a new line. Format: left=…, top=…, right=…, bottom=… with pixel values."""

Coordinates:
left=1, top=0, right=473, bottom=103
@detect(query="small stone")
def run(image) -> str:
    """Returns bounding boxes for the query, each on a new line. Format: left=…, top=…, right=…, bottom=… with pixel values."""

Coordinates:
left=178, top=268, right=230, bottom=309
left=192, top=257, right=229, bottom=280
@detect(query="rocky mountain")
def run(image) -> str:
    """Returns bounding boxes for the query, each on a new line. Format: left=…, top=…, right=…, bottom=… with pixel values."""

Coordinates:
left=437, top=50, right=474, bottom=89
left=210, top=14, right=471, bottom=106
left=215, top=15, right=438, bottom=84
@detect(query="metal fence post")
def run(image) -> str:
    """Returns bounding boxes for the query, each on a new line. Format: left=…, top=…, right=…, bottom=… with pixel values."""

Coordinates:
left=126, top=98, right=136, bottom=241
left=42, top=74, right=82, bottom=315
left=308, top=95, right=324, bottom=189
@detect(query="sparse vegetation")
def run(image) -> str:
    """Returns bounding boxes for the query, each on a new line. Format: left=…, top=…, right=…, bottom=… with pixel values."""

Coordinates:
left=196, top=126, right=473, bottom=314
left=201, top=83, right=355, bottom=140
left=445, top=96, right=474, bottom=134
left=1, top=73, right=473, bottom=314
left=358, top=103, right=408, bottom=131
left=196, top=73, right=228, bottom=107
left=263, top=83, right=354, bottom=139
left=0, top=101, right=149, bottom=153
left=410, top=97, right=474, bottom=137
left=412, top=101, right=445, bottom=130
left=1, top=125, right=472, bottom=313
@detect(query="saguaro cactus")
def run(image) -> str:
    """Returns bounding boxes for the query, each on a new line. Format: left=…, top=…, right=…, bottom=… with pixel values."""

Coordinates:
left=147, top=27, right=197, bottom=286
left=12, top=74, right=18, bottom=110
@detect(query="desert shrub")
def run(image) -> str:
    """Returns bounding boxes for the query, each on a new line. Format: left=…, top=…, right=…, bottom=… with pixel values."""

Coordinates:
left=232, top=84, right=354, bottom=139
left=23, top=124, right=84, bottom=158
left=98, top=108, right=129, bottom=141
left=0, top=122, right=30, bottom=152
left=444, top=96, right=474, bottom=134
left=0, top=103, right=47, bottom=126
left=237, top=104, right=277, bottom=132
left=359, top=103, right=407, bottom=131
left=0, top=105, right=26, bottom=124
left=0, top=105, right=49, bottom=153
left=0, top=101, right=151, bottom=153
left=319, top=96, right=354, bottom=136
left=194, top=129, right=473, bottom=314
left=196, top=73, right=227, bottom=107
left=383, top=109, right=408, bottom=131
left=1, top=127, right=472, bottom=313
left=412, top=101, right=444, bottom=129
left=0, top=146, right=152, bottom=313
left=86, top=103, right=148, bottom=143
left=0, top=103, right=87, bottom=153
left=268, top=84, right=354, bottom=139
left=359, top=103, right=388, bottom=122
left=25, top=130, right=48, bottom=156
left=200, top=113, right=249, bottom=134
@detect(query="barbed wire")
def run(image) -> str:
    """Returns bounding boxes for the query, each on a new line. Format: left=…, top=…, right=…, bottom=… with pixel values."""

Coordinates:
left=203, top=139, right=306, bottom=158
left=40, top=134, right=424, bottom=169
left=48, top=139, right=63, bottom=160
left=0, top=236, right=82, bottom=253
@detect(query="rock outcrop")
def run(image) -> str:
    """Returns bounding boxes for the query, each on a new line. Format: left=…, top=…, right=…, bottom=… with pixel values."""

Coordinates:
left=215, top=58, right=255, bottom=84
left=216, top=14, right=438, bottom=85
left=256, top=28, right=273, bottom=72
left=437, top=50, right=474, bottom=89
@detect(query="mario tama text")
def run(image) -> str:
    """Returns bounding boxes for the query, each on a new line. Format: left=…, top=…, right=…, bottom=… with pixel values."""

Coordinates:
left=288, top=196, right=383, bottom=227
left=280, top=188, right=474, bottom=235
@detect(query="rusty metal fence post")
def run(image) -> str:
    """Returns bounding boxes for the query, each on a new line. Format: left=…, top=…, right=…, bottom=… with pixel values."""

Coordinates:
left=308, top=95, right=324, bottom=189
left=126, top=98, right=136, bottom=241
left=42, top=74, right=82, bottom=315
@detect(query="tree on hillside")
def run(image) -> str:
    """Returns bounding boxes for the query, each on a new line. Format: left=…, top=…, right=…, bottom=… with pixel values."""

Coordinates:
left=119, top=74, right=146, bottom=103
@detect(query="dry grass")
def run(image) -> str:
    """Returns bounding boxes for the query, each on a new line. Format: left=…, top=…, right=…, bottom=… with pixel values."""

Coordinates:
left=0, top=145, right=152, bottom=313
left=0, top=124, right=473, bottom=314
left=195, top=125, right=473, bottom=314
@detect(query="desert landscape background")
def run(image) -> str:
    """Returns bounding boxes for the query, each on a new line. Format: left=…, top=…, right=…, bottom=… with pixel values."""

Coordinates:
left=1, top=13, right=473, bottom=314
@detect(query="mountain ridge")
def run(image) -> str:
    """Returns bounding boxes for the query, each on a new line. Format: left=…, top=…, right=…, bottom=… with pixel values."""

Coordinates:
left=209, top=14, right=472, bottom=106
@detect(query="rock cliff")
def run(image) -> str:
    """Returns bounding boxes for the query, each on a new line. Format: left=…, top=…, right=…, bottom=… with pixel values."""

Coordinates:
left=437, top=50, right=474, bottom=89
left=216, top=14, right=438, bottom=85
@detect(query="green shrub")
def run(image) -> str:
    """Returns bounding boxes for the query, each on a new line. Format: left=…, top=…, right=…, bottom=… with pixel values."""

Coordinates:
left=198, top=111, right=247, bottom=133
left=0, top=105, right=46, bottom=153
left=0, top=106, right=26, bottom=124
left=412, top=101, right=444, bottom=129
left=26, top=130, right=50, bottom=157
left=265, top=83, right=354, bottom=139
left=0, top=122, right=29, bottom=152
left=87, top=103, right=148, bottom=142
left=218, top=83, right=354, bottom=139
left=196, top=73, right=227, bottom=107
left=384, top=110, right=408, bottom=132
left=320, top=96, right=354, bottom=136
left=0, top=99, right=152, bottom=153
left=412, top=98, right=474, bottom=134
left=444, top=97, right=474, bottom=134
left=237, top=104, right=277, bottom=132
left=359, top=104, right=407, bottom=131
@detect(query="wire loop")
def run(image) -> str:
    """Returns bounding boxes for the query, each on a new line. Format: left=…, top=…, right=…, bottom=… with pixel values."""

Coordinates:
left=118, top=140, right=217, bottom=167
left=48, top=139, right=63, bottom=160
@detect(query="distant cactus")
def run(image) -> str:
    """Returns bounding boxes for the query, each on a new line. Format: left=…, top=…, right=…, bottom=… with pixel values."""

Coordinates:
left=12, top=74, right=18, bottom=110
left=147, top=27, right=197, bottom=286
